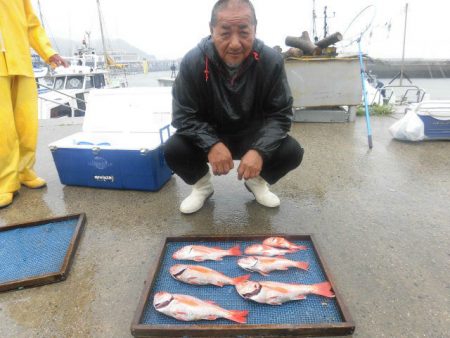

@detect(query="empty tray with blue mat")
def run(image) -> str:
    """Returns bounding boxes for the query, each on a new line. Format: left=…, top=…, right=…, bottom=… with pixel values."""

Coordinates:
left=131, top=235, right=354, bottom=337
left=0, top=213, right=86, bottom=293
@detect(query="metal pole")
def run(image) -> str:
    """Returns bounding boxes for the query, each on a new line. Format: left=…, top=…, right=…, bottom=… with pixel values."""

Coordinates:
left=400, top=3, right=409, bottom=86
left=312, top=0, right=317, bottom=41
left=38, top=96, right=86, bottom=115
left=96, top=0, right=109, bottom=69
left=357, top=38, right=373, bottom=149
left=37, top=0, right=45, bottom=29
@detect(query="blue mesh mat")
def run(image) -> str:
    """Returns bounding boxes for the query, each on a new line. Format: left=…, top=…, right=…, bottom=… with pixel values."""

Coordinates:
left=0, top=220, right=78, bottom=284
left=141, top=239, right=343, bottom=326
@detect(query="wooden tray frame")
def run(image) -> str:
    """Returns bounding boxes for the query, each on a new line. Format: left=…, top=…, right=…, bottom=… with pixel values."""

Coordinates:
left=0, top=213, right=86, bottom=293
left=131, top=234, right=355, bottom=337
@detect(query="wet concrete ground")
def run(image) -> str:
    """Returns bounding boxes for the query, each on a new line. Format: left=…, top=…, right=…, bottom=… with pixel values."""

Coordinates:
left=1, top=115, right=449, bottom=338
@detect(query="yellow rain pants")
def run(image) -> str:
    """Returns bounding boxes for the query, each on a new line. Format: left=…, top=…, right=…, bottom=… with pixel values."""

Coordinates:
left=0, top=75, right=39, bottom=193
left=0, top=0, right=56, bottom=194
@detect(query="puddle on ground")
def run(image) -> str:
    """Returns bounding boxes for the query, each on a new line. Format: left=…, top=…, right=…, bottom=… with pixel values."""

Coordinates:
left=6, top=264, right=96, bottom=336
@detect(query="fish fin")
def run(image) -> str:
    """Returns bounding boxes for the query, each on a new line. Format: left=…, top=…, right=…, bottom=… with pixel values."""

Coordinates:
left=258, top=271, right=270, bottom=276
left=294, top=245, right=308, bottom=251
left=288, top=248, right=300, bottom=253
left=212, top=246, right=222, bottom=250
left=232, top=274, right=251, bottom=285
left=193, top=257, right=205, bottom=262
left=228, top=245, right=242, bottom=256
left=296, top=261, right=309, bottom=271
left=228, top=310, right=249, bottom=324
left=187, top=277, right=199, bottom=283
left=214, top=282, right=225, bottom=287
left=312, top=282, right=335, bottom=298
left=206, top=315, right=218, bottom=320
left=268, top=298, right=283, bottom=305
left=295, top=295, right=307, bottom=300
left=174, top=311, right=188, bottom=321
left=206, top=300, right=217, bottom=305
left=278, top=267, right=289, bottom=271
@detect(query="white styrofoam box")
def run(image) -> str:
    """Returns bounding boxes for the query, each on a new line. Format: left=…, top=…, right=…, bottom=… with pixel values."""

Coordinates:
left=83, top=86, right=173, bottom=133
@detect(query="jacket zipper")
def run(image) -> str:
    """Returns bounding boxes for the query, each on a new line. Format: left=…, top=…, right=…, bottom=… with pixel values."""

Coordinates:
left=229, top=52, right=259, bottom=86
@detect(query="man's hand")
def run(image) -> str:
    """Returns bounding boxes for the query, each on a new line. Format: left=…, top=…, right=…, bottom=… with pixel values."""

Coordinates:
left=208, top=142, right=234, bottom=176
left=48, top=54, right=69, bottom=68
left=237, top=149, right=263, bottom=180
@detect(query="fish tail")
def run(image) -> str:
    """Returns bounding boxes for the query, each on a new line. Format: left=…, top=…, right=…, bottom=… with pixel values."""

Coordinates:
left=228, top=245, right=242, bottom=256
left=232, top=274, right=251, bottom=285
left=227, top=310, right=249, bottom=324
left=312, top=281, right=335, bottom=298
left=295, top=261, right=309, bottom=271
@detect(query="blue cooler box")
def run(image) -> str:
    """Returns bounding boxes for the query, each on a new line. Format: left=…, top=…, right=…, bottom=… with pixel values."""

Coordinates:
left=415, top=101, right=450, bottom=139
left=49, top=87, right=173, bottom=191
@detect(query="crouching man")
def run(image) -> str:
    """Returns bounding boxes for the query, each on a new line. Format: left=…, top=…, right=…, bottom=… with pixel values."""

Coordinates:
left=164, top=0, right=304, bottom=214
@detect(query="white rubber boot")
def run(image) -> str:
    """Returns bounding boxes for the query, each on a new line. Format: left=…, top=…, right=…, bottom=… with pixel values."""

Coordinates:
left=180, top=172, right=214, bottom=214
left=245, top=176, right=280, bottom=208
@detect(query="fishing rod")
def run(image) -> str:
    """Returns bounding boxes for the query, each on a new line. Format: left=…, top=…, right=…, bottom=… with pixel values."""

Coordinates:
left=341, top=5, right=377, bottom=149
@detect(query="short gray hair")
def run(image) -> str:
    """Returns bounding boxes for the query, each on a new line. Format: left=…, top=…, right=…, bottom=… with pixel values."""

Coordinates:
left=210, top=0, right=257, bottom=27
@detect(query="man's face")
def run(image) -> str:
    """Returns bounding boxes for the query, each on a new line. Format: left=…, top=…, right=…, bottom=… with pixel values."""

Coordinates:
left=210, top=4, right=256, bottom=67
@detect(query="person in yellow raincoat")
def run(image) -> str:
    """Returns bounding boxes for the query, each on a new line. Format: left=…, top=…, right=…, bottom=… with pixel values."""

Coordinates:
left=0, top=0, right=68, bottom=208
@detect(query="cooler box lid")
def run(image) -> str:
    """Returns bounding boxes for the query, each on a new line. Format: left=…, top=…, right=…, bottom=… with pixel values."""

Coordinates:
left=83, top=87, right=173, bottom=133
left=48, top=130, right=169, bottom=151
left=414, top=100, right=450, bottom=120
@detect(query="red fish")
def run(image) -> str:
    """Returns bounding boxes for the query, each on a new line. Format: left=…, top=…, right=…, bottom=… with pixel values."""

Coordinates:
left=172, top=245, right=242, bottom=261
left=237, top=256, right=309, bottom=276
left=170, top=264, right=250, bottom=286
left=262, top=237, right=308, bottom=251
left=235, top=280, right=335, bottom=305
left=153, top=292, right=248, bottom=323
left=244, top=244, right=298, bottom=256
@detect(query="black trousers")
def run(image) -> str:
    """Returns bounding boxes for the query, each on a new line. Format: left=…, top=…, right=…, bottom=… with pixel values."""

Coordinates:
left=164, top=132, right=304, bottom=185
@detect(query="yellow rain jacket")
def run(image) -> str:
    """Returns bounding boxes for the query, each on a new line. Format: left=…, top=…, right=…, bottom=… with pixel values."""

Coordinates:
left=0, top=0, right=57, bottom=196
left=0, top=0, right=56, bottom=76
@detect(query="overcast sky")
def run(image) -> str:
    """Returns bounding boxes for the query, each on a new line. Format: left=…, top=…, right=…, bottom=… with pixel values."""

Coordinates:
left=32, top=0, right=450, bottom=60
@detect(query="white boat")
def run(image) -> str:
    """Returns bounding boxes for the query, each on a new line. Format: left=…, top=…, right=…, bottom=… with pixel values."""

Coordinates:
left=36, top=53, right=127, bottom=119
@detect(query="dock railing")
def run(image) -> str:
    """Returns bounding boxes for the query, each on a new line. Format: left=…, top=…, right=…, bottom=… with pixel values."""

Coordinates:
left=37, top=83, right=87, bottom=118
left=382, top=85, right=426, bottom=106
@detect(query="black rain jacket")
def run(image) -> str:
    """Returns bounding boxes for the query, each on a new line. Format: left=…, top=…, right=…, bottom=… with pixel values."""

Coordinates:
left=171, top=36, right=293, bottom=161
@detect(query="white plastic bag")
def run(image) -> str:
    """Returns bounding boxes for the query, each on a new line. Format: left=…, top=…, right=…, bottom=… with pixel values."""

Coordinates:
left=389, top=110, right=425, bottom=141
